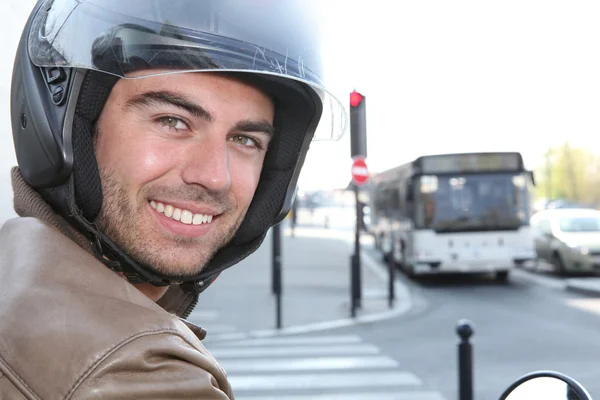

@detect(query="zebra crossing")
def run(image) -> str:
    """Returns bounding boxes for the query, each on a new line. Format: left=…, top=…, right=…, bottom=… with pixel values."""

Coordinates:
left=204, top=333, right=448, bottom=400
left=188, top=309, right=247, bottom=339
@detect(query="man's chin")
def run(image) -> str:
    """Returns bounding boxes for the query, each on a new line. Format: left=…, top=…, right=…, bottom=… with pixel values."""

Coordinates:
left=140, top=258, right=210, bottom=281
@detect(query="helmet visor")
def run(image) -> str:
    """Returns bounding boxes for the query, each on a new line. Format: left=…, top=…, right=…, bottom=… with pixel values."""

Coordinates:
left=28, top=0, right=346, bottom=140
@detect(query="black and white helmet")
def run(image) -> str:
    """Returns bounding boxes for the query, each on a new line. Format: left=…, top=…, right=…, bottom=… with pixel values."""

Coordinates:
left=10, top=0, right=346, bottom=313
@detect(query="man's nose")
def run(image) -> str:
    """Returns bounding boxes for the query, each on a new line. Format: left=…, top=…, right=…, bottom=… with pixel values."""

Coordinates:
left=181, top=137, right=231, bottom=192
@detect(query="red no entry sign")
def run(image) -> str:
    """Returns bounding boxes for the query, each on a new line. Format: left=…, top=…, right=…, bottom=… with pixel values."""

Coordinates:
left=351, top=157, right=369, bottom=186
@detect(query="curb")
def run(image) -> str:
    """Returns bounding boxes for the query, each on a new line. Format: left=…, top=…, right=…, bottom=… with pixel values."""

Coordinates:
left=565, top=279, right=600, bottom=297
left=204, top=232, right=413, bottom=343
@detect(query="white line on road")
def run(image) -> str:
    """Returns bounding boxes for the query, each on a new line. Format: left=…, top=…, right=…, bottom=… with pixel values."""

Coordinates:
left=210, top=344, right=381, bottom=358
left=202, top=325, right=239, bottom=334
left=187, top=309, right=219, bottom=320
left=220, top=355, right=399, bottom=372
left=219, top=335, right=364, bottom=347
left=228, top=371, right=422, bottom=391
left=235, top=392, right=447, bottom=400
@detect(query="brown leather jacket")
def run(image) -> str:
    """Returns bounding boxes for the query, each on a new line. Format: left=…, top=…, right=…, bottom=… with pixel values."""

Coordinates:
left=0, top=170, right=234, bottom=399
left=0, top=217, right=234, bottom=399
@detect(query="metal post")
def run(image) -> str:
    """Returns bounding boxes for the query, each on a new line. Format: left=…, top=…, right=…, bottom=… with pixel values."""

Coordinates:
left=271, top=226, right=277, bottom=295
left=350, top=254, right=357, bottom=318
left=388, top=249, right=396, bottom=308
left=456, top=319, right=475, bottom=400
left=354, top=185, right=362, bottom=308
left=272, top=224, right=282, bottom=329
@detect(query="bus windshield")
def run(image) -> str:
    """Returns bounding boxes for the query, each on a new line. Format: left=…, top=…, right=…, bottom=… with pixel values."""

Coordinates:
left=415, top=173, right=530, bottom=232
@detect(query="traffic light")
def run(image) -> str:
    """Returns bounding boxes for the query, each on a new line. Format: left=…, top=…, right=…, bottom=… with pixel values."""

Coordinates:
left=350, top=91, right=363, bottom=107
left=350, top=90, right=367, bottom=158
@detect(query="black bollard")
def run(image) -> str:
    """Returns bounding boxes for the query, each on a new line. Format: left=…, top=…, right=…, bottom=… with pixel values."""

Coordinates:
left=456, top=319, right=475, bottom=400
left=350, top=254, right=357, bottom=318
left=387, top=250, right=395, bottom=308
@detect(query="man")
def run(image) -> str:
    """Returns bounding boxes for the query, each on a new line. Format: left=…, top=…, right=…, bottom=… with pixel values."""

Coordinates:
left=0, top=0, right=345, bottom=398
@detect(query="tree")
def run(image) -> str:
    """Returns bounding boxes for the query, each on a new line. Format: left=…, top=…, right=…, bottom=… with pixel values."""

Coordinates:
left=534, top=142, right=600, bottom=207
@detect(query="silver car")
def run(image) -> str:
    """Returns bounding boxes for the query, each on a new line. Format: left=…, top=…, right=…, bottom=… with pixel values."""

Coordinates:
left=530, top=208, right=600, bottom=275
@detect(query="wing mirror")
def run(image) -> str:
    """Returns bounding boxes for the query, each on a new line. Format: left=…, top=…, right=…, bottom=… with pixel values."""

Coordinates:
left=499, top=371, right=592, bottom=400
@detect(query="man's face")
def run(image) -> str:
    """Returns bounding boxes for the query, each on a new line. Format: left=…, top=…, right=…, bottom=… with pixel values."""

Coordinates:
left=94, top=72, right=274, bottom=279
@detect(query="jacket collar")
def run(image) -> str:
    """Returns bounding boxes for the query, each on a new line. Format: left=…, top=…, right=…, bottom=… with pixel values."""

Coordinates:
left=12, top=166, right=93, bottom=252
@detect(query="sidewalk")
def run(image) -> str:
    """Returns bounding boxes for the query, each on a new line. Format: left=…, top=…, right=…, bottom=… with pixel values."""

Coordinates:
left=187, top=212, right=412, bottom=342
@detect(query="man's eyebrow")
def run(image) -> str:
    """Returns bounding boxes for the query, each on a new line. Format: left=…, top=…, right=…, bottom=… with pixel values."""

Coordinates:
left=124, top=91, right=214, bottom=122
left=234, top=120, right=275, bottom=138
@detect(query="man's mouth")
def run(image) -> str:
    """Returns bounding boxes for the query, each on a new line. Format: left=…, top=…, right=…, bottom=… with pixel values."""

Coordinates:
left=150, top=200, right=214, bottom=225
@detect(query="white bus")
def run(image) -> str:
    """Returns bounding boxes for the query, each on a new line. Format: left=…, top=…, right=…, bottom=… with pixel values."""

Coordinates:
left=370, top=152, right=536, bottom=281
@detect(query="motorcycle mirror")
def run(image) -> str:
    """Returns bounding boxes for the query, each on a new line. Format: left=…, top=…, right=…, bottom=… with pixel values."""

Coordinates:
left=499, top=371, right=592, bottom=400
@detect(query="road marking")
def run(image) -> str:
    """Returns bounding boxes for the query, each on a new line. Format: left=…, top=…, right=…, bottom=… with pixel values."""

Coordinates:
left=202, top=324, right=239, bottom=334
left=187, top=309, right=219, bottom=320
left=220, top=355, right=399, bottom=372
left=210, top=343, right=381, bottom=358
left=236, top=393, right=447, bottom=400
left=228, top=371, right=423, bottom=391
left=566, top=298, right=600, bottom=316
left=219, top=331, right=447, bottom=400
left=219, top=335, right=364, bottom=347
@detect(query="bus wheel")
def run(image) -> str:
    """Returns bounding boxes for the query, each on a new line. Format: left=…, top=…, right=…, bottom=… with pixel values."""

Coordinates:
left=495, top=270, right=509, bottom=282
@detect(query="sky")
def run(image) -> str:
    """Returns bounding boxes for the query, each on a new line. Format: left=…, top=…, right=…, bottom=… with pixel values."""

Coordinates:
left=1, top=1, right=600, bottom=222
left=298, top=0, right=600, bottom=190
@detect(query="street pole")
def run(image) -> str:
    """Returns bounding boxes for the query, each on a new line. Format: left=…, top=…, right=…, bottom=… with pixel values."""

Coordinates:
left=272, top=224, right=282, bottom=329
left=354, top=184, right=362, bottom=309
left=349, top=89, right=367, bottom=318
left=388, top=246, right=396, bottom=308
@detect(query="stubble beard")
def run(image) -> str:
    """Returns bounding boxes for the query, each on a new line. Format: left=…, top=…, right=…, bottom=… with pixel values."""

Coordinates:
left=95, top=167, right=244, bottom=279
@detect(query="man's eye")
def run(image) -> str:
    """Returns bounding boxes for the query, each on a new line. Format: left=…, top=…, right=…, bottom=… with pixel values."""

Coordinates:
left=157, top=116, right=188, bottom=131
left=230, top=135, right=262, bottom=149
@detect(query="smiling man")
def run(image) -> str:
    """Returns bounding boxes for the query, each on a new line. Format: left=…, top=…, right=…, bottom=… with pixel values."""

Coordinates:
left=0, top=0, right=345, bottom=399
left=95, top=73, right=276, bottom=300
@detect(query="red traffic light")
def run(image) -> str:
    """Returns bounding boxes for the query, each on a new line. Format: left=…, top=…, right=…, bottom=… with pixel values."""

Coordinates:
left=350, top=91, right=363, bottom=107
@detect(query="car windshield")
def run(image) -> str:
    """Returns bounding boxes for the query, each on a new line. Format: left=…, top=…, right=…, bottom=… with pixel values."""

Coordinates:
left=558, top=216, right=600, bottom=232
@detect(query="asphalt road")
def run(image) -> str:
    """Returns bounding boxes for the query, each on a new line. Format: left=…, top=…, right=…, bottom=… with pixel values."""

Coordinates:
left=348, top=247, right=600, bottom=400
left=192, top=210, right=600, bottom=399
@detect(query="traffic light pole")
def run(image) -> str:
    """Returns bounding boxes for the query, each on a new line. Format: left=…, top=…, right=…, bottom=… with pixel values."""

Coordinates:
left=349, top=90, right=367, bottom=319
left=354, top=184, right=362, bottom=309
left=272, top=224, right=282, bottom=329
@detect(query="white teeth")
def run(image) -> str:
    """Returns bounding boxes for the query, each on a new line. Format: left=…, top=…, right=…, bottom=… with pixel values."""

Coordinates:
left=172, top=208, right=181, bottom=221
left=150, top=201, right=215, bottom=226
left=181, top=210, right=193, bottom=225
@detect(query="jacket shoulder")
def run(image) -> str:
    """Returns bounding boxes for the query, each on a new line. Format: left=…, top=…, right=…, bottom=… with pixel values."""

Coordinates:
left=70, top=331, right=232, bottom=399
